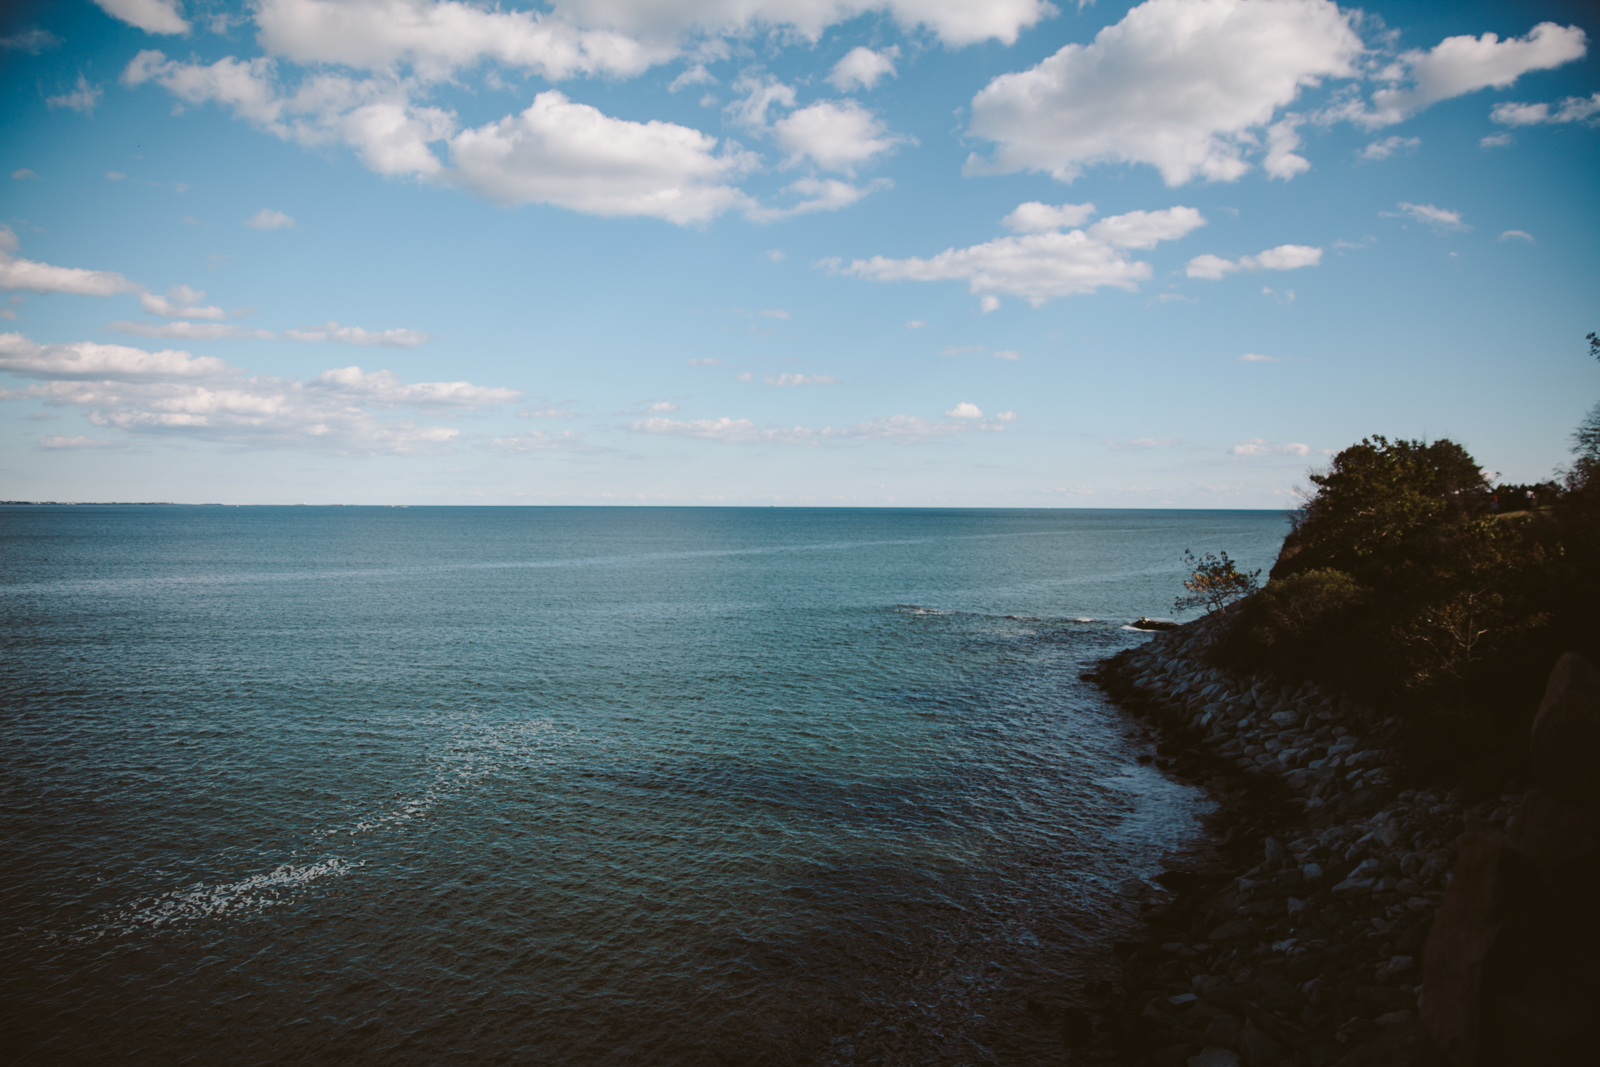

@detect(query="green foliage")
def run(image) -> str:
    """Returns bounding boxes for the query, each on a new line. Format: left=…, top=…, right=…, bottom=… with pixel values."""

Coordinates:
left=1174, top=550, right=1261, bottom=615
left=1272, top=435, right=1488, bottom=581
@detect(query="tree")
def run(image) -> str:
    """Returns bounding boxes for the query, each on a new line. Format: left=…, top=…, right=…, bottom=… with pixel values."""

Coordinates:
left=1175, top=550, right=1261, bottom=615
left=1271, top=436, right=1488, bottom=581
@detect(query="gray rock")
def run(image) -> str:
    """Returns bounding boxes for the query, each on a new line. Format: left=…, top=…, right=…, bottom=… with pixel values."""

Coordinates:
left=1530, top=653, right=1600, bottom=808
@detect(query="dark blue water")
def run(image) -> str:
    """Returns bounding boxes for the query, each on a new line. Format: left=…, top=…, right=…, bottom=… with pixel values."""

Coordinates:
left=0, top=506, right=1288, bottom=1065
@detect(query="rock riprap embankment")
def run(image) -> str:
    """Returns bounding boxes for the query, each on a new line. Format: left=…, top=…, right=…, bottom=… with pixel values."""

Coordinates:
left=1085, top=616, right=1534, bottom=1067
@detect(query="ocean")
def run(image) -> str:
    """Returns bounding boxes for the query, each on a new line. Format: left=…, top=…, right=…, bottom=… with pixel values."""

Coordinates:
left=0, top=506, right=1289, bottom=1065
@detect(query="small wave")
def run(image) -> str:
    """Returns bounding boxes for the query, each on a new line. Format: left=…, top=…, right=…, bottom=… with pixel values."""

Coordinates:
left=1074, top=617, right=1095, bottom=623
left=86, top=857, right=361, bottom=937
left=894, top=605, right=950, bottom=616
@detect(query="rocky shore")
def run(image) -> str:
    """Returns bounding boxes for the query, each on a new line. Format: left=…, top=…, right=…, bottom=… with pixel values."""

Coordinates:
left=1075, top=614, right=1546, bottom=1067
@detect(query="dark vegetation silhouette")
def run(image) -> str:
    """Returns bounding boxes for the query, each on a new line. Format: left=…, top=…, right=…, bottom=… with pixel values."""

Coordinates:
left=1195, top=333, right=1600, bottom=794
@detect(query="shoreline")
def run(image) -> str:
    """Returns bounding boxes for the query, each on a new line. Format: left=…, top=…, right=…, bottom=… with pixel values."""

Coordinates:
left=1073, top=613, right=1520, bottom=1067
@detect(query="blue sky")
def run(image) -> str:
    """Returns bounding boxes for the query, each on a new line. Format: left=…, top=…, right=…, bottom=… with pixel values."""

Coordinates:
left=2, top=0, right=1596, bottom=506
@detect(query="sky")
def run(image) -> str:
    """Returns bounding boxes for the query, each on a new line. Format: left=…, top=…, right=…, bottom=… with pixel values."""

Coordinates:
left=1, top=0, right=1596, bottom=506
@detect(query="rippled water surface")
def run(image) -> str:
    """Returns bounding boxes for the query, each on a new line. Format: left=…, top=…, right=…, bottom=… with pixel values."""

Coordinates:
left=1, top=506, right=1288, bottom=1065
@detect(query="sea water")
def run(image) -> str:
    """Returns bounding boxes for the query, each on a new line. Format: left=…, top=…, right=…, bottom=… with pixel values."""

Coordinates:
left=0, top=506, right=1289, bottom=1065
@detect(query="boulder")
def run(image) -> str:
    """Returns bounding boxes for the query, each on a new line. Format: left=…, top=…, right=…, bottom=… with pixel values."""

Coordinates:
left=1529, top=652, right=1600, bottom=809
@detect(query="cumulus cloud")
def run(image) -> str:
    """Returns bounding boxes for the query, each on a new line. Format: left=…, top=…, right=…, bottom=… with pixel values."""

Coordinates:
left=1490, top=91, right=1600, bottom=127
left=1385, top=201, right=1468, bottom=232
left=0, top=229, right=141, bottom=297
left=1002, top=201, right=1096, bottom=233
left=47, top=76, right=104, bottom=114
left=246, top=209, right=296, bottom=229
left=764, top=373, right=838, bottom=386
left=944, top=401, right=983, bottom=418
left=0, top=332, right=518, bottom=453
left=1498, top=230, right=1535, bottom=243
left=1230, top=438, right=1311, bottom=456
left=1186, top=243, right=1321, bottom=279
left=1360, top=135, right=1419, bottom=160
left=746, top=177, right=891, bottom=222
left=111, top=321, right=277, bottom=340
left=140, top=284, right=226, bottom=319
left=1479, top=132, right=1513, bottom=148
left=1, top=28, right=61, bottom=53
left=253, top=0, right=662, bottom=82
left=831, top=204, right=1205, bottom=307
left=770, top=99, right=907, bottom=175
left=1106, top=437, right=1180, bottom=450
left=1365, top=23, right=1588, bottom=126
left=629, top=407, right=1018, bottom=444
left=124, top=50, right=458, bottom=180
left=39, top=435, right=118, bottom=450
left=448, top=91, right=753, bottom=223
left=284, top=321, right=429, bottom=347
left=491, top=429, right=581, bottom=452
left=966, top=0, right=1361, bottom=185
left=93, top=0, right=190, bottom=36
left=828, top=46, right=898, bottom=92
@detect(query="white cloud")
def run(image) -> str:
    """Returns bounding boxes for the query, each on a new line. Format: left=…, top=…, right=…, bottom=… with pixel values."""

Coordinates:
left=726, top=73, right=797, bottom=129
left=47, top=76, right=104, bottom=114
left=668, top=64, right=716, bottom=92
left=12, top=169, right=39, bottom=180
left=764, top=373, right=838, bottom=386
left=1185, top=243, right=1322, bottom=280
left=945, top=401, right=983, bottom=418
left=646, top=400, right=679, bottom=411
left=771, top=99, right=907, bottom=175
left=140, top=285, right=226, bottom=319
left=39, top=435, right=118, bottom=450
left=1107, top=437, right=1180, bottom=450
left=765, top=249, right=785, bottom=262
left=246, top=208, right=296, bottom=230
left=746, top=177, right=891, bottom=222
left=547, top=0, right=1054, bottom=49
left=491, top=430, right=581, bottom=452
left=1479, top=132, right=1513, bottom=148
left=828, top=46, right=897, bottom=92
left=1, top=29, right=61, bottom=53
left=1237, top=352, right=1281, bottom=362
left=833, top=204, right=1205, bottom=307
left=106, top=171, right=127, bottom=181
left=687, top=357, right=723, bottom=366
left=0, top=333, right=229, bottom=381
left=1498, top=230, right=1535, bottom=244
left=1230, top=438, right=1310, bottom=456
left=124, top=51, right=457, bottom=180
left=1001, top=201, right=1095, bottom=233
left=1385, top=201, right=1468, bottom=232
left=93, top=0, right=190, bottom=36
left=1359, top=135, right=1419, bottom=160
left=517, top=404, right=579, bottom=418
left=992, top=350, right=1020, bottom=361
left=111, top=321, right=277, bottom=340
left=758, top=308, right=789, bottom=319
left=1490, top=91, right=1600, bottom=127
left=1262, top=119, right=1310, bottom=180
left=966, top=0, right=1361, bottom=185
left=448, top=91, right=752, bottom=224
left=628, top=407, right=1017, bottom=444
left=0, top=231, right=141, bottom=297
left=1, top=333, right=516, bottom=456
left=1366, top=23, right=1588, bottom=126
left=905, top=320, right=925, bottom=329
left=284, top=321, right=429, bottom=347
left=253, top=0, right=662, bottom=82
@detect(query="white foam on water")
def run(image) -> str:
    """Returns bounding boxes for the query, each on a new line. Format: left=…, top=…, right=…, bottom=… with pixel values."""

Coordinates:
left=75, top=713, right=569, bottom=942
